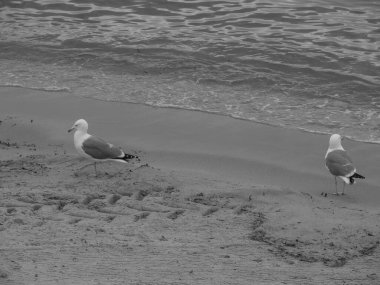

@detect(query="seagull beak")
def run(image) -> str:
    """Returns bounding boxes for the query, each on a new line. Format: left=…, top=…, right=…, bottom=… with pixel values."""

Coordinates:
left=68, top=127, right=75, bottom=133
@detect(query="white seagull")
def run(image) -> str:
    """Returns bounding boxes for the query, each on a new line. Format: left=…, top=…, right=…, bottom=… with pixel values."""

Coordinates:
left=324, top=134, right=364, bottom=195
left=68, top=119, right=139, bottom=175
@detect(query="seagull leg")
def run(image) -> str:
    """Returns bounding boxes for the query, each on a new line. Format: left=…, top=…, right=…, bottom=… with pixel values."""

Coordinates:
left=76, top=161, right=95, bottom=175
left=332, top=176, right=339, bottom=195
left=342, top=182, right=346, bottom=195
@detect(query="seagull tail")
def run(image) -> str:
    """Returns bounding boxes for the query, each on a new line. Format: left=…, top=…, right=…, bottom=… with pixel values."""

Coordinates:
left=349, top=173, right=365, bottom=184
left=120, top=153, right=140, bottom=163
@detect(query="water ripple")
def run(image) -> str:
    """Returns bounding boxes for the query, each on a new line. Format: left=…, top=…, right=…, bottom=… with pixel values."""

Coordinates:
left=0, top=0, right=380, bottom=142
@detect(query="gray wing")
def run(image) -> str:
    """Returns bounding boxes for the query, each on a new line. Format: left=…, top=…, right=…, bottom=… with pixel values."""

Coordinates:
left=82, top=135, right=124, bottom=159
left=325, top=150, right=355, bottom=177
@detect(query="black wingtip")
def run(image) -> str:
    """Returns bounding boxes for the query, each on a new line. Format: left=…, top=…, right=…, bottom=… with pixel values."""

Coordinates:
left=122, top=153, right=140, bottom=162
left=352, top=173, right=365, bottom=179
left=349, top=173, right=365, bottom=184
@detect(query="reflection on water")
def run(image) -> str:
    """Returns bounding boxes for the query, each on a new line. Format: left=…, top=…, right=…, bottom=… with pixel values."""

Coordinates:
left=0, top=0, right=379, bottom=142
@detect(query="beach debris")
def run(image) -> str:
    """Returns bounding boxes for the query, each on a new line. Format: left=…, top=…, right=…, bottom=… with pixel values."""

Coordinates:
left=133, top=189, right=148, bottom=201
left=6, top=207, right=16, bottom=215
left=32, top=204, right=42, bottom=211
left=202, top=206, right=219, bottom=216
left=81, top=195, right=97, bottom=205
left=187, top=192, right=219, bottom=206
left=67, top=218, right=82, bottom=224
left=233, top=204, right=254, bottom=215
left=0, top=268, right=8, bottom=279
left=159, top=235, right=168, bottom=241
left=367, top=273, right=378, bottom=280
left=57, top=200, right=67, bottom=210
left=103, top=215, right=116, bottom=222
left=134, top=212, right=150, bottom=222
left=13, top=218, right=25, bottom=225
left=167, top=209, right=185, bottom=220
left=323, top=257, right=347, bottom=267
left=108, top=194, right=121, bottom=205
left=87, top=200, right=106, bottom=211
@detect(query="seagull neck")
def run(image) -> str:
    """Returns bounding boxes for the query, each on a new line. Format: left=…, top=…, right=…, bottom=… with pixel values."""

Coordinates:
left=327, top=145, right=344, bottom=154
left=74, top=129, right=89, bottom=139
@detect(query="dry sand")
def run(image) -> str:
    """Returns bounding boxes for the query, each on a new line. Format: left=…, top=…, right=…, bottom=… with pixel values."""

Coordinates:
left=0, top=87, right=379, bottom=284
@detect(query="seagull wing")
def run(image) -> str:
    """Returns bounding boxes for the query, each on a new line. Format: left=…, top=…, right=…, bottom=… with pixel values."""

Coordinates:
left=325, top=150, right=355, bottom=177
left=82, top=135, right=124, bottom=159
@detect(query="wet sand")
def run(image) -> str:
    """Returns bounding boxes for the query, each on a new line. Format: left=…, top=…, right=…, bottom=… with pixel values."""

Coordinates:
left=0, top=86, right=379, bottom=284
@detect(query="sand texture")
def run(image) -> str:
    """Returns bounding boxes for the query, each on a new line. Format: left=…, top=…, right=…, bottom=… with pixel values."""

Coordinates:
left=0, top=115, right=379, bottom=285
left=0, top=88, right=379, bottom=284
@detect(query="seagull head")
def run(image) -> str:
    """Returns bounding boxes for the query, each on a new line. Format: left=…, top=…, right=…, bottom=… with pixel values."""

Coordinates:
left=68, top=119, right=88, bottom=133
left=329, top=134, right=344, bottom=150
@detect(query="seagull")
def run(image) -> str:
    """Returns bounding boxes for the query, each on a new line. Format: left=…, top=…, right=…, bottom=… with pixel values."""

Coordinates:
left=324, top=134, right=364, bottom=195
left=68, top=119, right=139, bottom=175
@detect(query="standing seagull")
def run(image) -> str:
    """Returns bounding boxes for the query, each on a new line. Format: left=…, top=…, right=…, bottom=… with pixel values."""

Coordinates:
left=68, top=119, right=139, bottom=175
left=325, top=134, right=364, bottom=195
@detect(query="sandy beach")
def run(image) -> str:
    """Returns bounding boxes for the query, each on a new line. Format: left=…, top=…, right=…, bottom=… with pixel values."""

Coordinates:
left=0, top=86, right=379, bottom=284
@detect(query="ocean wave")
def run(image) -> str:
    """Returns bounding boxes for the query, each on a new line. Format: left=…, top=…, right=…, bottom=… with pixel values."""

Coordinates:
left=0, top=83, right=71, bottom=93
left=0, top=0, right=379, bottom=144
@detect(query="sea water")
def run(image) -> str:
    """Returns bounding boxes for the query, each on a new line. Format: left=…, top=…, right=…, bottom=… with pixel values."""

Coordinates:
left=0, top=0, right=379, bottom=142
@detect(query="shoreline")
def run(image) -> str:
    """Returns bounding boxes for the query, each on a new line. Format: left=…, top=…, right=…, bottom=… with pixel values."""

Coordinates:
left=1, top=86, right=379, bottom=207
left=89, top=95, right=380, bottom=146
left=4, top=83, right=380, bottom=146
